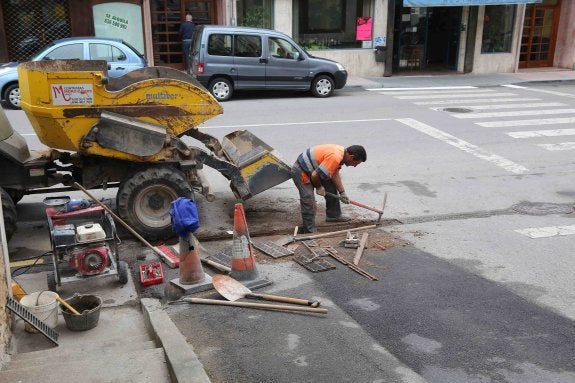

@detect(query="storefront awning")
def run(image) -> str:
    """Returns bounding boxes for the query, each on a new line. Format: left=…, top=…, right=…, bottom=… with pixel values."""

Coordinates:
left=403, top=0, right=542, bottom=6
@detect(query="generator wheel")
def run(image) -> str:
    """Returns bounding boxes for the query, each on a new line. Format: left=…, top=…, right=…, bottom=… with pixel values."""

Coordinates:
left=117, top=167, right=192, bottom=240
left=47, top=272, right=57, bottom=292
left=1, top=187, right=17, bottom=241
left=118, top=261, right=129, bottom=284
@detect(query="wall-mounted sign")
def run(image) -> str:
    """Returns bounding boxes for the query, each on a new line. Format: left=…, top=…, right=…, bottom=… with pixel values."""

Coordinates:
left=93, top=3, right=144, bottom=54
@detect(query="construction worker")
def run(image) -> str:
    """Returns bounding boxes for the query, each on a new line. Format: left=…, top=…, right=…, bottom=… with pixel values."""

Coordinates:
left=291, top=144, right=367, bottom=233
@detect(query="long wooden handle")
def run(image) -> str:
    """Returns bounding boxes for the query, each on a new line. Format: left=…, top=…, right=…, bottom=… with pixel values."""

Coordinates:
left=57, top=297, right=81, bottom=315
left=247, top=293, right=320, bottom=307
left=181, top=298, right=327, bottom=314
left=325, top=192, right=383, bottom=214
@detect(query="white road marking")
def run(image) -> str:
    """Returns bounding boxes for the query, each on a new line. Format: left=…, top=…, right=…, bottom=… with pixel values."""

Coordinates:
left=507, top=129, right=575, bottom=138
left=503, top=84, right=575, bottom=99
left=515, top=225, right=575, bottom=238
left=537, top=142, right=575, bottom=151
left=396, top=118, right=529, bottom=174
left=366, top=86, right=477, bottom=91
left=478, top=117, right=575, bottom=128
left=454, top=108, right=575, bottom=119
left=202, top=118, right=392, bottom=129
left=432, top=102, right=564, bottom=111
left=396, top=92, right=518, bottom=100
left=379, top=89, right=496, bottom=95
left=414, top=98, right=541, bottom=105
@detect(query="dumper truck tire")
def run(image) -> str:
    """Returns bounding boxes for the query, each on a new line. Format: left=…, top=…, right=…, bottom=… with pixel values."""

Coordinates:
left=117, top=167, right=193, bottom=240
left=1, top=187, right=17, bottom=241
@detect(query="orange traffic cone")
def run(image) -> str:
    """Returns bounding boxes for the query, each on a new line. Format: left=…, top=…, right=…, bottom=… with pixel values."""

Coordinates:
left=230, top=203, right=259, bottom=281
left=179, top=235, right=206, bottom=285
left=169, top=234, right=213, bottom=296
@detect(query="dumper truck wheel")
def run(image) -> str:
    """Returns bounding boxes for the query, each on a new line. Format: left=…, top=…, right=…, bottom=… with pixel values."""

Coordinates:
left=3, top=83, right=21, bottom=110
left=1, top=187, right=17, bottom=241
left=311, top=75, right=334, bottom=98
left=209, top=77, right=233, bottom=101
left=117, top=167, right=192, bottom=240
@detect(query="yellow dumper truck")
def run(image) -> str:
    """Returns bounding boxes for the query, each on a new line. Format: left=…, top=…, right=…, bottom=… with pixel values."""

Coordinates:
left=0, top=60, right=290, bottom=240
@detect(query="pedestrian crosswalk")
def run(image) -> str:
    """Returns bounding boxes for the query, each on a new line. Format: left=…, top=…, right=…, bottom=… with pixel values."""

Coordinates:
left=371, top=85, right=575, bottom=152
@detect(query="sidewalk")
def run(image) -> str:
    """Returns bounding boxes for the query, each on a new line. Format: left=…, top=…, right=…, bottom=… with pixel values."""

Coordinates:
left=346, top=67, right=575, bottom=89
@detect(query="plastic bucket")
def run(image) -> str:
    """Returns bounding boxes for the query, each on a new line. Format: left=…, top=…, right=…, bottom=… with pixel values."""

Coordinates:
left=61, top=294, right=102, bottom=331
left=20, top=291, right=59, bottom=333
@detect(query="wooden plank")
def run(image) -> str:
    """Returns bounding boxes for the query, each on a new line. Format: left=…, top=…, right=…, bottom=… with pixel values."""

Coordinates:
left=353, top=232, right=369, bottom=265
left=293, top=225, right=376, bottom=241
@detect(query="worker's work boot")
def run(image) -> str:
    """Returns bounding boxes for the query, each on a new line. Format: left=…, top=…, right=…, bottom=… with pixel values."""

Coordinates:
left=325, top=215, right=351, bottom=223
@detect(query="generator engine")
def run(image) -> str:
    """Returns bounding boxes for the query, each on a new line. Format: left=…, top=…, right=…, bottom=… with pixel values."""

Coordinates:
left=53, top=222, right=109, bottom=276
left=68, top=244, right=109, bottom=276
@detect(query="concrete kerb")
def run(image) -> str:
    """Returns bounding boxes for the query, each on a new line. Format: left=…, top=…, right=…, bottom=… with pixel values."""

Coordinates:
left=141, top=298, right=211, bottom=383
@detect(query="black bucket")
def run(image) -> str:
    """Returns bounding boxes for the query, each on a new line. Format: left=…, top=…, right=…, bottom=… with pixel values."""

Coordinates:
left=61, top=294, right=102, bottom=331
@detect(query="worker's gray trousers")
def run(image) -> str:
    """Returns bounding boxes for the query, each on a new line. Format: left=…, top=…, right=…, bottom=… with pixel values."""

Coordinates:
left=291, top=163, right=341, bottom=233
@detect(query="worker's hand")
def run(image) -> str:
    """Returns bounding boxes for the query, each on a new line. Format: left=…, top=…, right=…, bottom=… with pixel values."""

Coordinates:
left=339, top=192, right=350, bottom=204
left=316, top=186, right=326, bottom=196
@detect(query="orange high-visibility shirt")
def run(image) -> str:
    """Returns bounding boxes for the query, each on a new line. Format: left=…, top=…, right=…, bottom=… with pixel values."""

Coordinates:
left=296, top=144, right=344, bottom=184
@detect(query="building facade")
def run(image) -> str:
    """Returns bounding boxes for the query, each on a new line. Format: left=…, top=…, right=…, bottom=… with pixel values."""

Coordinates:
left=0, top=0, right=573, bottom=78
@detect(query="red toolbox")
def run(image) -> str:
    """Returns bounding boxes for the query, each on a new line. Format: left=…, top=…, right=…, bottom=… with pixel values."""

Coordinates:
left=140, top=262, right=164, bottom=286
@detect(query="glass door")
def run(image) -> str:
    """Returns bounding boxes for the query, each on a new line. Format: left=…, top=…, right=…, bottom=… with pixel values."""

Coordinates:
left=150, top=0, right=217, bottom=68
left=519, top=0, right=561, bottom=68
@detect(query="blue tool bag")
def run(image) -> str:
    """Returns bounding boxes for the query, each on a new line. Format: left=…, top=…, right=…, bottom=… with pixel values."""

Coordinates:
left=170, top=198, right=200, bottom=237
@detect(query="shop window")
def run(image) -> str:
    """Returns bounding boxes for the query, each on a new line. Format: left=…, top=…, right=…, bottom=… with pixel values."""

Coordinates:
left=292, top=0, right=374, bottom=50
left=237, top=0, right=273, bottom=28
left=481, top=5, right=515, bottom=53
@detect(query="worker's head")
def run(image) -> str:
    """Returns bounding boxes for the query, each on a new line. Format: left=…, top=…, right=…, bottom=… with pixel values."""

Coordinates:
left=186, top=13, right=193, bottom=21
left=344, top=145, right=366, bottom=167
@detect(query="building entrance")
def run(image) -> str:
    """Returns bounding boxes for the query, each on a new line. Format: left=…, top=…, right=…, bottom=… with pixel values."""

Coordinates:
left=150, top=0, right=217, bottom=68
left=519, top=0, right=561, bottom=68
left=393, top=4, right=461, bottom=72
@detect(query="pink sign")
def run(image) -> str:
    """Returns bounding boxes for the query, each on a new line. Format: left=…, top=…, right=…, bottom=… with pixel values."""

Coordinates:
left=356, top=17, right=372, bottom=41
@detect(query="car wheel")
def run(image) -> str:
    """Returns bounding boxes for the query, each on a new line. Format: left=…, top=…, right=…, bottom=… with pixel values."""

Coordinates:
left=3, top=83, right=21, bottom=110
left=311, top=75, right=334, bottom=98
left=209, top=77, right=233, bottom=101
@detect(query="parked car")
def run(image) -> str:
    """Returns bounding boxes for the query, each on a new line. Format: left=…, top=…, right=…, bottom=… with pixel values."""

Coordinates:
left=0, top=37, right=146, bottom=109
left=190, top=25, right=348, bottom=101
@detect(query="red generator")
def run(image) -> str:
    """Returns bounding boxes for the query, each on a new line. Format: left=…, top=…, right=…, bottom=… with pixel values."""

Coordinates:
left=45, top=197, right=129, bottom=291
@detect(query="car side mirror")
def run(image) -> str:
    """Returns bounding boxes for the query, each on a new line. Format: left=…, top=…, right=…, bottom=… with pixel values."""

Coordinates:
left=117, top=54, right=126, bottom=61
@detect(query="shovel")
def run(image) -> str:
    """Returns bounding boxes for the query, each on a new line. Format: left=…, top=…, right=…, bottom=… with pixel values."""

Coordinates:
left=212, top=274, right=321, bottom=307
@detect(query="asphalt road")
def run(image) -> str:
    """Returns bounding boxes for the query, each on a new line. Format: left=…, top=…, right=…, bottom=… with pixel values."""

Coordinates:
left=5, top=81, right=575, bottom=382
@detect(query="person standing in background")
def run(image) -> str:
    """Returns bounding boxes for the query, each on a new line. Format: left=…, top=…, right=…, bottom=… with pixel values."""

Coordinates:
left=180, top=13, right=196, bottom=73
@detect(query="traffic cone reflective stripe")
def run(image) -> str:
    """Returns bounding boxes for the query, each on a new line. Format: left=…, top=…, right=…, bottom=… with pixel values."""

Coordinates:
left=230, top=203, right=259, bottom=281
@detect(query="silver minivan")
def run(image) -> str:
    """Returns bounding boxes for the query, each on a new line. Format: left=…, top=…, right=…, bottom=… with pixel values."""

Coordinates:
left=190, top=25, right=348, bottom=101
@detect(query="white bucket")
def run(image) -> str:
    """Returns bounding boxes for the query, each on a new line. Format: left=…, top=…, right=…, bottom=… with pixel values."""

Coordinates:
left=20, top=291, right=59, bottom=333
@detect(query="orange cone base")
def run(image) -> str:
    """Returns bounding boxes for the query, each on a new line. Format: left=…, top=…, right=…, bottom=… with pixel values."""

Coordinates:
left=170, top=274, right=213, bottom=295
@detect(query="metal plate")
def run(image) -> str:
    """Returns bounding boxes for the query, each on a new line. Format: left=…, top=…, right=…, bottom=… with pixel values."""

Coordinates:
left=253, top=240, right=294, bottom=258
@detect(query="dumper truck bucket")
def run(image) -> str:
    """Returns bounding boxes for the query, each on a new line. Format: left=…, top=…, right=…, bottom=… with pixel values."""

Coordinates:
left=221, top=130, right=291, bottom=198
